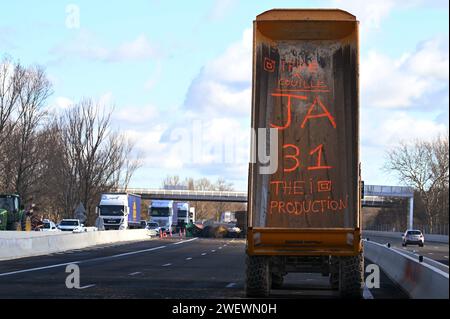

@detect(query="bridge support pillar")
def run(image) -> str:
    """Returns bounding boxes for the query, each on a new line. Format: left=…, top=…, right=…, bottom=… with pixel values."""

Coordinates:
left=409, top=196, right=414, bottom=229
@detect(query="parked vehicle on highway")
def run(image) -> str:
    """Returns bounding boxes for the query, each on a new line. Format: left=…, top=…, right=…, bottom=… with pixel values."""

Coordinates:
left=58, top=219, right=83, bottom=232
left=149, top=200, right=174, bottom=232
left=246, top=9, right=363, bottom=298
left=175, top=202, right=190, bottom=226
left=146, top=221, right=161, bottom=232
left=41, top=219, right=59, bottom=232
left=0, top=194, right=27, bottom=231
left=97, top=193, right=142, bottom=230
left=402, top=230, right=424, bottom=247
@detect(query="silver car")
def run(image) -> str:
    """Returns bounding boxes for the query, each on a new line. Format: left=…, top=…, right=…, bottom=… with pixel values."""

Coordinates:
left=402, top=229, right=424, bottom=247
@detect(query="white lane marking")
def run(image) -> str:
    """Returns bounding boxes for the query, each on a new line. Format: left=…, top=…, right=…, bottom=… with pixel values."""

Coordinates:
left=0, top=261, right=81, bottom=277
left=0, top=245, right=166, bottom=277
left=99, top=245, right=166, bottom=259
left=428, top=253, right=434, bottom=255
left=162, top=263, right=172, bottom=267
left=211, top=250, right=216, bottom=253
left=172, top=238, right=198, bottom=245
left=201, top=253, right=207, bottom=256
left=78, top=284, right=96, bottom=290
left=186, top=257, right=192, bottom=260
left=226, top=282, right=236, bottom=288
left=445, top=256, right=449, bottom=259
left=363, top=285, right=374, bottom=299
left=128, top=272, right=142, bottom=276
left=218, top=247, right=222, bottom=250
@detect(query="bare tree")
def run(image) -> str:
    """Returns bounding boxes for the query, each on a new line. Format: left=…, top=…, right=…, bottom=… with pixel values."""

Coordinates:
left=11, top=65, right=52, bottom=198
left=0, top=58, right=52, bottom=198
left=59, top=99, right=140, bottom=223
left=384, top=135, right=449, bottom=231
left=0, top=56, right=26, bottom=146
left=162, top=175, right=183, bottom=189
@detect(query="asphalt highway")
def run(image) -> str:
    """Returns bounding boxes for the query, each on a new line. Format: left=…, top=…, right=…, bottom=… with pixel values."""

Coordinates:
left=0, top=237, right=408, bottom=299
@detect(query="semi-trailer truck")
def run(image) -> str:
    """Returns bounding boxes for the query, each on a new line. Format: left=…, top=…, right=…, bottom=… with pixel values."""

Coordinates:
left=175, top=202, right=189, bottom=226
left=97, top=193, right=141, bottom=230
left=189, top=207, right=196, bottom=223
left=246, top=9, right=363, bottom=298
left=149, top=200, right=175, bottom=232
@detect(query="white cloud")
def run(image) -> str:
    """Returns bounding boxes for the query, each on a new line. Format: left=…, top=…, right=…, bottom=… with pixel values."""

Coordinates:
left=51, top=31, right=158, bottom=63
left=184, top=28, right=252, bottom=117
left=98, top=91, right=113, bottom=107
left=208, top=0, right=238, bottom=21
left=204, top=28, right=252, bottom=83
left=108, top=34, right=156, bottom=62
left=361, top=109, right=448, bottom=148
left=47, top=96, right=74, bottom=112
left=113, top=105, right=159, bottom=125
left=143, top=61, right=163, bottom=90
left=406, top=38, right=449, bottom=80
left=332, top=0, right=397, bottom=29
left=361, top=37, right=449, bottom=108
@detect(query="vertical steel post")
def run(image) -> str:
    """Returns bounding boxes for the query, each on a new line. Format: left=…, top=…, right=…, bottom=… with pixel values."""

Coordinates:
left=409, top=196, right=414, bottom=229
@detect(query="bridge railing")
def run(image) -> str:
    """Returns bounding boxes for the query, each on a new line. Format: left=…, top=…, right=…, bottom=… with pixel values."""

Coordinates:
left=364, top=185, right=414, bottom=197
left=122, top=188, right=247, bottom=198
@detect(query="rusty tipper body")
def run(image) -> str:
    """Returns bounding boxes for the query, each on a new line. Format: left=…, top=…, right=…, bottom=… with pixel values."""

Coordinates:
left=246, top=9, right=363, bottom=297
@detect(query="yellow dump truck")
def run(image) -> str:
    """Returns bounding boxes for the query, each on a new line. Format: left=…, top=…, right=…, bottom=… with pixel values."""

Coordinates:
left=246, top=9, right=363, bottom=298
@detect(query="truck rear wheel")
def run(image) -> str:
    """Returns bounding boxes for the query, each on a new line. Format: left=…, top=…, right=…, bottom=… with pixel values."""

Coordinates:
left=329, top=256, right=339, bottom=290
left=271, top=273, right=284, bottom=289
left=245, top=255, right=270, bottom=297
left=339, top=254, right=364, bottom=298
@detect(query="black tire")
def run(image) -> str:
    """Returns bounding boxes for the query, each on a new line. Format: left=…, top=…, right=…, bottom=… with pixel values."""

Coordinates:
left=339, top=254, right=364, bottom=298
left=245, top=255, right=270, bottom=297
left=271, top=273, right=284, bottom=289
left=329, top=256, right=339, bottom=290
left=419, top=243, right=424, bottom=247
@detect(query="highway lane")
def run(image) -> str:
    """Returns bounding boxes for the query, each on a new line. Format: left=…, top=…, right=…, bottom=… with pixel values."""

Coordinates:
left=0, top=237, right=407, bottom=299
left=364, top=234, right=449, bottom=266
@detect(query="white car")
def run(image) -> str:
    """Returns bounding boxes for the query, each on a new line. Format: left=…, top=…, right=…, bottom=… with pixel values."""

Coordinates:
left=58, top=219, right=85, bottom=232
left=41, top=220, right=60, bottom=232
left=402, top=229, right=425, bottom=247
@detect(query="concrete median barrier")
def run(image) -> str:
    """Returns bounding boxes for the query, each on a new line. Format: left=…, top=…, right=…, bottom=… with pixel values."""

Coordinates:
left=0, top=229, right=153, bottom=261
left=364, top=240, right=449, bottom=299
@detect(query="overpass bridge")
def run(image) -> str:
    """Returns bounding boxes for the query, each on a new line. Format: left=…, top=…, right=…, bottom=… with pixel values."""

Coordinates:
left=122, top=185, right=415, bottom=227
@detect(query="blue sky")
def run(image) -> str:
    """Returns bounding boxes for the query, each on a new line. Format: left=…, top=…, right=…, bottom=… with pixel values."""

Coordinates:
left=1, top=0, right=448, bottom=191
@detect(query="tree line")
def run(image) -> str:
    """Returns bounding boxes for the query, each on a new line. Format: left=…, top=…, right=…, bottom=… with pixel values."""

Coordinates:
left=384, top=134, right=449, bottom=233
left=0, top=56, right=141, bottom=225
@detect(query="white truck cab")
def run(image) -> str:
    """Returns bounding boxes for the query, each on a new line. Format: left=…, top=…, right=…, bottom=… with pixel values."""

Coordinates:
left=98, top=194, right=129, bottom=230
left=97, top=193, right=142, bottom=230
left=149, top=200, right=174, bottom=232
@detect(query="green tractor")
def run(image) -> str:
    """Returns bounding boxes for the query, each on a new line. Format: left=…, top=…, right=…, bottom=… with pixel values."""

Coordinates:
left=0, top=194, right=27, bottom=231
